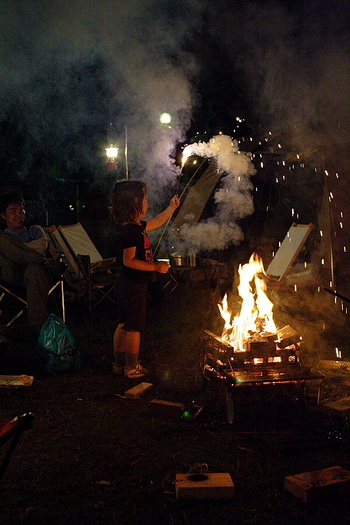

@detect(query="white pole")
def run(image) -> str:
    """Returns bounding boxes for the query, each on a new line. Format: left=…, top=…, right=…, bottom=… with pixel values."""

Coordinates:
left=125, top=125, right=129, bottom=180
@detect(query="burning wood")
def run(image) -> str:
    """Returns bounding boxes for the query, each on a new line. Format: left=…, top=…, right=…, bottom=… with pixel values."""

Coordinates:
left=203, top=253, right=324, bottom=422
left=204, top=253, right=305, bottom=375
left=218, top=253, right=277, bottom=352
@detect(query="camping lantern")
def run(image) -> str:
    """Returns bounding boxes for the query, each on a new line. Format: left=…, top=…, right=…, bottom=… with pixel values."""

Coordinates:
left=105, top=145, right=119, bottom=159
left=105, top=145, right=119, bottom=171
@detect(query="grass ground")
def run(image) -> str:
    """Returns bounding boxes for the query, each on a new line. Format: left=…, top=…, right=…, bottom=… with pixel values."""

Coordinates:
left=1, top=271, right=350, bottom=525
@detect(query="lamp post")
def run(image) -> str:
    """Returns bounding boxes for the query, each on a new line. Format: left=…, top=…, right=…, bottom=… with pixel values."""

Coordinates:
left=124, top=125, right=129, bottom=180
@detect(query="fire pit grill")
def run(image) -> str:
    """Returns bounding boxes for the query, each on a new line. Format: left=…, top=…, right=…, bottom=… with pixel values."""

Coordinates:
left=202, top=327, right=324, bottom=423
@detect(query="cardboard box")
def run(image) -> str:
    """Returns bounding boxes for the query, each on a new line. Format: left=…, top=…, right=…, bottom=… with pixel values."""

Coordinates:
left=175, top=472, right=234, bottom=499
left=285, top=466, right=350, bottom=503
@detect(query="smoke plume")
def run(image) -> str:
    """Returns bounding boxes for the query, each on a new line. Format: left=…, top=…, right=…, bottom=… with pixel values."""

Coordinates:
left=0, top=0, right=205, bottom=189
left=206, top=0, right=350, bottom=159
left=176, top=134, right=256, bottom=252
left=1, top=0, right=349, bottom=253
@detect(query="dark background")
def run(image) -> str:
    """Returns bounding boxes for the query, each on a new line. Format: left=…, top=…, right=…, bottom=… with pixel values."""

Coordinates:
left=1, top=0, right=349, bottom=284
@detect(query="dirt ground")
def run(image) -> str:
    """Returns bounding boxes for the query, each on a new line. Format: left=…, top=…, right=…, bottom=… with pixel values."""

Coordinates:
left=1, top=271, right=350, bottom=525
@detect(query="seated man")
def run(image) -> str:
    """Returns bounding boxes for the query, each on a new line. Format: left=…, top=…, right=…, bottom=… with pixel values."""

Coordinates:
left=0, top=192, right=65, bottom=334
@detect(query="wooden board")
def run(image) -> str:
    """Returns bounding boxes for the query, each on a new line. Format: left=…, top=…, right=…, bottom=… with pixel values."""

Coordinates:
left=322, top=397, right=350, bottom=417
left=149, top=399, right=185, bottom=418
left=285, top=466, right=350, bottom=503
left=176, top=473, right=234, bottom=499
left=0, top=375, right=34, bottom=387
left=124, top=382, right=153, bottom=399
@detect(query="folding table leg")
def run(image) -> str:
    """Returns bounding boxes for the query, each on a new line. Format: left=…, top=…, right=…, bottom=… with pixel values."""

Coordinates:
left=161, top=271, right=179, bottom=295
left=226, top=390, right=234, bottom=424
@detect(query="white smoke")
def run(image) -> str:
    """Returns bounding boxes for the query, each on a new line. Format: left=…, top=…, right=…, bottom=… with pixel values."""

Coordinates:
left=177, top=134, right=256, bottom=252
left=206, top=1, right=350, bottom=158
left=0, top=0, right=204, bottom=189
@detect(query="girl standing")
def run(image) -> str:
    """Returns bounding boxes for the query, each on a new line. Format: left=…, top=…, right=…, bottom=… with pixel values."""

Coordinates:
left=111, top=180, right=180, bottom=378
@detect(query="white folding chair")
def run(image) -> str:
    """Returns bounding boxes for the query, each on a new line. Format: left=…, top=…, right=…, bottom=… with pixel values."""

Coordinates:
left=266, top=223, right=315, bottom=283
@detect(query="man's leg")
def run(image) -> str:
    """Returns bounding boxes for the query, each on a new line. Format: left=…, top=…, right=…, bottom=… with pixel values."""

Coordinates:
left=0, top=232, right=44, bottom=266
left=23, top=263, right=50, bottom=327
left=0, top=233, right=49, bottom=328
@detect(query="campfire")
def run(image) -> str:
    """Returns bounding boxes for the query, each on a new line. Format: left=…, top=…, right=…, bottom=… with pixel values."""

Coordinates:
left=218, top=252, right=278, bottom=353
left=202, top=253, right=324, bottom=423
left=204, top=253, right=305, bottom=378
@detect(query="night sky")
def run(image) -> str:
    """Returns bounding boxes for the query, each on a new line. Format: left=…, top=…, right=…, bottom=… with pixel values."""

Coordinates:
left=1, top=0, right=349, bottom=271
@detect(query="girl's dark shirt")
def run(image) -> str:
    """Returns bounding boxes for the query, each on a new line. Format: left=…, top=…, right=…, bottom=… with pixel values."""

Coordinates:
left=119, top=220, right=154, bottom=284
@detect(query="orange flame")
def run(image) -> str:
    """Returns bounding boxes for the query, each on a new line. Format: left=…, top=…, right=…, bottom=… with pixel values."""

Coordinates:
left=218, top=253, right=276, bottom=351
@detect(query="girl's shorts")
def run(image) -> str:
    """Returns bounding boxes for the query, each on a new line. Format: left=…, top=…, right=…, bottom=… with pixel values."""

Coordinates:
left=115, top=274, right=148, bottom=332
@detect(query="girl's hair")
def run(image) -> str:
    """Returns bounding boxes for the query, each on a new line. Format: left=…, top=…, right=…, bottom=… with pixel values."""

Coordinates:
left=110, top=179, right=148, bottom=224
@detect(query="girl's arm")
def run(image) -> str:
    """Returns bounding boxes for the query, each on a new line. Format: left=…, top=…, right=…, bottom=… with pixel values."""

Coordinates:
left=146, top=196, right=180, bottom=231
left=124, top=247, right=169, bottom=273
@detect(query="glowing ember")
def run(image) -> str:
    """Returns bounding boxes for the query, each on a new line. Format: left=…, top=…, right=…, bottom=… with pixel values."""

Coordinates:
left=218, top=253, right=277, bottom=351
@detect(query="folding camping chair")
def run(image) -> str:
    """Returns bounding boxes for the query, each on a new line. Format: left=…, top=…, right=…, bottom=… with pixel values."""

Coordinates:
left=266, top=223, right=315, bottom=285
left=0, top=274, right=65, bottom=328
left=77, top=254, right=117, bottom=311
left=48, top=223, right=119, bottom=310
left=0, top=412, right=33, bottom=481
left=0, top=282, right=28, bottom=328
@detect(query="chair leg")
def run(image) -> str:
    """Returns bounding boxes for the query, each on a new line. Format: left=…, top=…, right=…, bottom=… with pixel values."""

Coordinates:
left=48, top=279, right=66, bottom=323
left=0, top=285, right=28, bottom=328
left=60, top=280, right=66, bottom=323
left=5, top=307, right=28, bottom=328
left=91, top=284, right=117, bottom=310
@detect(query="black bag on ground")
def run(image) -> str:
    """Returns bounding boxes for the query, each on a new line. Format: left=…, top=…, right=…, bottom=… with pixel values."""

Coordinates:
left=37, top=314, right=80, bottom=374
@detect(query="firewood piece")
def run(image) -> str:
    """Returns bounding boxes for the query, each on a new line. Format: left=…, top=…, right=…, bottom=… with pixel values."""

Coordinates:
left=245, top=339, right=276, bottom=356
left=277, top=325, right=300, bottom=348
left=285, top=466, right=350, bottom=503
left=322, top=397, right=350, bottom=418
left=149, top=399, right=185, bottom=418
